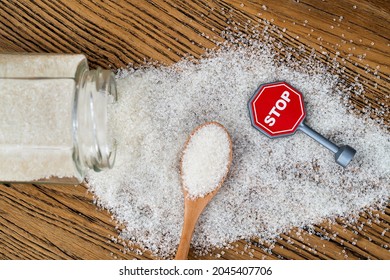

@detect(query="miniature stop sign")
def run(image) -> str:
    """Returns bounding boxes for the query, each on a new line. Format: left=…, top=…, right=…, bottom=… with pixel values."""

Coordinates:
left=248, top=81, right=357, bottom=167
left=248, top=81, right=306, bottom=138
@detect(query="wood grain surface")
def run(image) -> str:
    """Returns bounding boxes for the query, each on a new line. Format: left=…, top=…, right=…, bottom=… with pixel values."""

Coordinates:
left=0, top=0, right=389, bottom=260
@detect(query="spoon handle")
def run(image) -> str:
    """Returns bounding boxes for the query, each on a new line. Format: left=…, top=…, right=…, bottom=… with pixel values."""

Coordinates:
left=175, top=219, right=198, bottom=259
left=174, top=198, right=208, bottom=260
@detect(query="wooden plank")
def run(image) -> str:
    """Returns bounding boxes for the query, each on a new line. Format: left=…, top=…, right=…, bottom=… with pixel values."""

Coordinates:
left=0, top=0, right=389, bottom=260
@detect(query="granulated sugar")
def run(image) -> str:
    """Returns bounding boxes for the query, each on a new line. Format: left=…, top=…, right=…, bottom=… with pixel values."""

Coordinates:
left=0, top=79, right=76, bottom=181
left=0, top=54, right=87, bottom=182
left=181, top=122, right=232, bottom=199
left=87, top=39, right=389, bottom=258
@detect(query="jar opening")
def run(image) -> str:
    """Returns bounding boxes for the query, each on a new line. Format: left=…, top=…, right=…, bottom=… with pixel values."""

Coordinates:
left=73, top=68, right=117, bottom=175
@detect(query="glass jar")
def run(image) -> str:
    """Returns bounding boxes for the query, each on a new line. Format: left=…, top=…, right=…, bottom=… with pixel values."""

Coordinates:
left=0, top=53, right=117, bottom=184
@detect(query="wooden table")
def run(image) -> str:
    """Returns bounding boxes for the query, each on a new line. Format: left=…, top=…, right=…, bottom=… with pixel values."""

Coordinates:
left=0, top=0, right=389, bottom=260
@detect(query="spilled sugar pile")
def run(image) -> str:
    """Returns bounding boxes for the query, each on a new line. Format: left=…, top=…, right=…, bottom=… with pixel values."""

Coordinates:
left=87, top=39, right=389, bottom=259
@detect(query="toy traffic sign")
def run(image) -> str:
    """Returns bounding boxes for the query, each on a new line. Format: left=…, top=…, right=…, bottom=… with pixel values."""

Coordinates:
left=248, top=81, right=356, bottom=167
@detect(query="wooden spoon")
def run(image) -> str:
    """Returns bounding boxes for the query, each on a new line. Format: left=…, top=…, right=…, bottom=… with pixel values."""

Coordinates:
left=175, top=122, right=233, bottom=260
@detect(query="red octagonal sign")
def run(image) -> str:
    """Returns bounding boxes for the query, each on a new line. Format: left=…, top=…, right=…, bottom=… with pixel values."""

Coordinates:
left=248, top=81, right=306, bottom=138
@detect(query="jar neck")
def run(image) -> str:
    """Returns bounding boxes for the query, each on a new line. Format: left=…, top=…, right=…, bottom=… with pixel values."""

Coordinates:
left=73, top=67, right=117, bottom=175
